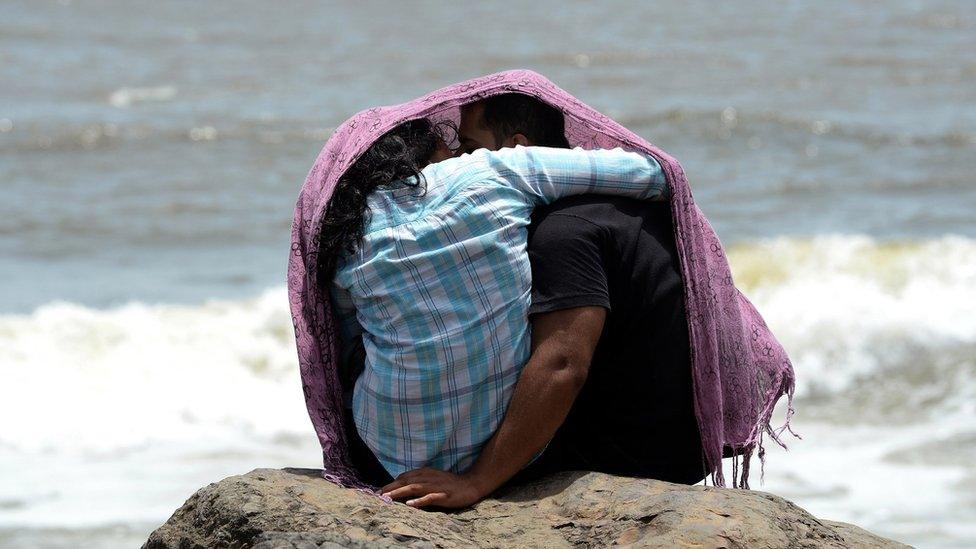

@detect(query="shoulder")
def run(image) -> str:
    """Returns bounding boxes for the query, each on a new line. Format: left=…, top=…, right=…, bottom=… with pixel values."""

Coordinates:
left=530, top=196, right=672, bottom=248
left=536, top=195, right=668, bottom=222
left=531, top=195, right=630, bottom=230
left=534, top=195, right=617, bottom=218
left=528, top=203, right=607, bottom=252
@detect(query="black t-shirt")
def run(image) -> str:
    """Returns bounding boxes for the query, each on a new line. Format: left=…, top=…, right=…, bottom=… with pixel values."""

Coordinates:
left=527, top=195, right=701, bottom=473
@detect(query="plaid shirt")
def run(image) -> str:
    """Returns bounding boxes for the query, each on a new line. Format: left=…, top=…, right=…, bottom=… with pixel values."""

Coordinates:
left=331, top=145, right=668, bottom=478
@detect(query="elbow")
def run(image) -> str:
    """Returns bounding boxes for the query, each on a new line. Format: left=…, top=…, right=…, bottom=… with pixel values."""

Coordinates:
left=550, top=352, right=590, bottom=392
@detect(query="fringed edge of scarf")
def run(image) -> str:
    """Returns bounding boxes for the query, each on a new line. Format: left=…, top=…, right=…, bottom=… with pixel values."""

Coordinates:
left=710, top=366, right=801, bottom=489
left=318, top=458, right=395, bottom=503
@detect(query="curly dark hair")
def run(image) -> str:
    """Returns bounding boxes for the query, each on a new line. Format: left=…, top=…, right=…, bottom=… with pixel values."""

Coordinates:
left=316, top=118, right=444, bottom=289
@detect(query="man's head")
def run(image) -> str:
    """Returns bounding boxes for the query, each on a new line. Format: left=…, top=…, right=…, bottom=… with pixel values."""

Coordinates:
left=459, top=94, right=570, bottom=153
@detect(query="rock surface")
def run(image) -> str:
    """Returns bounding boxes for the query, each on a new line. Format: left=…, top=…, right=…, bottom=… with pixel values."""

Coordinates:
left=143, top=468, right=907, bottom=548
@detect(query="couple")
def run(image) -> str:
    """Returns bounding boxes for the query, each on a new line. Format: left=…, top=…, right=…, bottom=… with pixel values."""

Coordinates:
left=288, top=71, right=796, bottom=510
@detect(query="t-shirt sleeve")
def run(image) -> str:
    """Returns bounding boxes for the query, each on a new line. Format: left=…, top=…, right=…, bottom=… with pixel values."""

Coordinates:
left=528, top=212, right=611, bottom=315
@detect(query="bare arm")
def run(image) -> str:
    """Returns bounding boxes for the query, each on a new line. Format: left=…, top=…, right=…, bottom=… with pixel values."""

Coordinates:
left=382, top=306, right=606, bottom=508
left=464, top=306, right=605, bottom=494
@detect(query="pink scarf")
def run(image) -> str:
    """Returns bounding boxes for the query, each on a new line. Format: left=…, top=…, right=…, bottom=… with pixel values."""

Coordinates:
left=288, top=70, right=796, bottom=491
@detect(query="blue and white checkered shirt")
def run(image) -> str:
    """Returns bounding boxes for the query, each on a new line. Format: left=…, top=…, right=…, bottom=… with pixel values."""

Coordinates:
left=331, top=145, right=668, bottom=478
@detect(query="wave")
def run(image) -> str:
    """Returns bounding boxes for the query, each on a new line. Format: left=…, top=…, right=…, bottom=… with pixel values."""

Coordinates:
left=0, top=121, right=336, bottom=153
left=728, top=235, right=976, bottom=424
left=614, top=107, right=976, bottom=148
left=1, top=236, right=973, bottom=453
left=0, top=289, right=308, bottom=454
left=4, top=105, right=975, bottom=154
left=108, top=86, right=178, bottom=108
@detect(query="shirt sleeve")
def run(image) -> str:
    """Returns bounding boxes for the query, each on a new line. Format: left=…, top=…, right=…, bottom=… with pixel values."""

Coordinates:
left=527, top=212, right=611, bottom=316
left=481, top=145, right=669, bottom=206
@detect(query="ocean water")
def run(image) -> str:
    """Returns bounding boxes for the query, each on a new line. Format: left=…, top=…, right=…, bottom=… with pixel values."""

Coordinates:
left=1, top=1, right=974, bottom=547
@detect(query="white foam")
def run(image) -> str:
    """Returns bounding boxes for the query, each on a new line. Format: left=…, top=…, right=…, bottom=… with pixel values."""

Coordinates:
left=0, top=288, right=309, bottom=454
left=108, top=85, right=177, bottom=108
left=755, top=422, right=973, bottom=548
left=728, top=234, right=976, bottom=400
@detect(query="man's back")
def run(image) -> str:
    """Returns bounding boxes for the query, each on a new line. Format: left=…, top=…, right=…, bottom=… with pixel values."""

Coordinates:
left=527, top=195, right=705, bottom=483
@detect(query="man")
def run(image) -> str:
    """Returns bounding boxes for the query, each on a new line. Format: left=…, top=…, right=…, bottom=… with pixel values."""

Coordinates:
left=381, top=95, right=705, bottom=508
left=330, top=112, right=671, bottom=495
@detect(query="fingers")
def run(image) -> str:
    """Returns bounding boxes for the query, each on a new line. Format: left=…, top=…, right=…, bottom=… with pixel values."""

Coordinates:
left=406, top=492, right=448, bottom=508
left=381, top=468, right=434, bottom=494
left=383, top=483, right=427, bottom=501
left=381, top=478, right=406, bottom=494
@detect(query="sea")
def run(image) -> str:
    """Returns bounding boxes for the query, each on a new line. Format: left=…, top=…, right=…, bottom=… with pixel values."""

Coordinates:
left=1, top=1, right=974, bottom=547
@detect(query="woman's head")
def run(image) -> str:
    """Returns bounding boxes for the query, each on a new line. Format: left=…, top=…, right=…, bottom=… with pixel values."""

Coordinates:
left=344, top=119, right=446, bottom=187
left=317, top=118, right=452, bottom=285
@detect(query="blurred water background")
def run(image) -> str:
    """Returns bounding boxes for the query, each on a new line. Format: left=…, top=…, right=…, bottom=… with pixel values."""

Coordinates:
left=1, top=1, right=974, bottom=547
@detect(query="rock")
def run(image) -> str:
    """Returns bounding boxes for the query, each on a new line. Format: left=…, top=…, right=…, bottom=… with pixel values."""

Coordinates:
left=143, top=468, right=907, bottom=548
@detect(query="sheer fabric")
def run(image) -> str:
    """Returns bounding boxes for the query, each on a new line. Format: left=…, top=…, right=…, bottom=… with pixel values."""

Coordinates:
left=287, top=70, right=796, bottom=491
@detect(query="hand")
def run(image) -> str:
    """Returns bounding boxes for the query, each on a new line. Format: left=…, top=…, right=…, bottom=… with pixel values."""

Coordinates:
left=381, top=467, right=487, bottom=509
